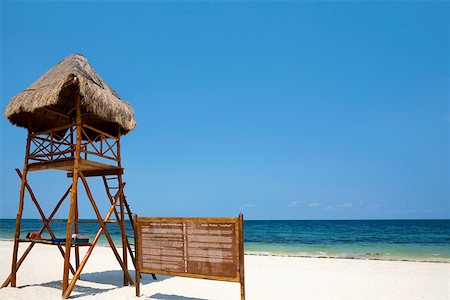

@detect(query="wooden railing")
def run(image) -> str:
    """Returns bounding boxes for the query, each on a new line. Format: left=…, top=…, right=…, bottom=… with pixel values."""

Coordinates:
left=28, top=125, right=75, bottom=162
left=27, top=124, right=119, bottom=165
left=80, top=125, right=119, bottom=162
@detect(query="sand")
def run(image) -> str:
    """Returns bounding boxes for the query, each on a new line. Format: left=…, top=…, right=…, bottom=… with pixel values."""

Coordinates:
left=0, top=240, right=449, bottom=300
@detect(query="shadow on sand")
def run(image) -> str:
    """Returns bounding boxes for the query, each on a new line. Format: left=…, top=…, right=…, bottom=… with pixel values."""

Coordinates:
left=20, top=279, right=115, bottom=298
left=80, top=270, right=167, bottom=285
left=20, top=270, right=168, bottom=298
left=146, top=293, right=209, bottom=300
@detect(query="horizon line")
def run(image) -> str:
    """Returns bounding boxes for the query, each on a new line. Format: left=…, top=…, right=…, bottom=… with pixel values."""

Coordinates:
left=1, top=218, right=449, bottom=221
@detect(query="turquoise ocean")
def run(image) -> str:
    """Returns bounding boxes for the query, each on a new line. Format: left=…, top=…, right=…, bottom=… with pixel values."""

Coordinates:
left=1, top=219, right=449, bottom=262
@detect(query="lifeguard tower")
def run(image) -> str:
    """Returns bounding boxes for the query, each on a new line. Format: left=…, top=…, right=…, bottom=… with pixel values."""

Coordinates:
left=2, top=54, right=138, bottom=298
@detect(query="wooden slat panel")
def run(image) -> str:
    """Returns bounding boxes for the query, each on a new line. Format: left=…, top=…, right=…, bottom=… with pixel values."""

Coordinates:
left=136, top=216, right=243, bottom=282
left=137, top=217, right=238, bottom=223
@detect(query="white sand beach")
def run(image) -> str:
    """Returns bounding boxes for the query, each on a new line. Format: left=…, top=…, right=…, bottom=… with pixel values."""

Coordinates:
left=0, top=240, right=448, bottom=300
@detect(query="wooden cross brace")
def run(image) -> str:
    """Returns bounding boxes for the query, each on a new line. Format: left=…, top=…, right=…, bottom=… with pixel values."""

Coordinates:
left=2, top=169, right=135, bottom=299
left=1, top=170, right=74, bottom=288
left=62, top=172, right=134, bottom=299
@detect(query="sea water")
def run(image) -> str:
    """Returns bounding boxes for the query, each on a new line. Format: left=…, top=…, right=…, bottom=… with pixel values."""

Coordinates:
left=244, top=220, right=450, bottom=262
left=1, top=219, right=449, bottom=262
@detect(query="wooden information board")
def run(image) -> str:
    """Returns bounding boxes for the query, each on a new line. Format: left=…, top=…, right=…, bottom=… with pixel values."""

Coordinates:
left=134, top=214, right=245, bottom=300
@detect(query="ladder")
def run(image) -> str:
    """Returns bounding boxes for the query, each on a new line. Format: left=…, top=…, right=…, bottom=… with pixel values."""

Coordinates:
left=102, top=175, right=156, bottom=280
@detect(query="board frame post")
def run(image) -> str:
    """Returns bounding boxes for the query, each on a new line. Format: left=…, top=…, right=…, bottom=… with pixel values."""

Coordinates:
left=134, top=214, right=141, bottom=297
left=238, top=213, right=245, bottom=300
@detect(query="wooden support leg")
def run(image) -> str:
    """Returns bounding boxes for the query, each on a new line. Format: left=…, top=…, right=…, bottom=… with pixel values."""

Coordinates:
left=63, top=180, right=125, bottom=299
left=79, top=174, right=134, bottom=285
left=10, top=165, right=28, bottom=287
left=3, top=242, right=35, bottom=288
left=1, top=185, right=72, bottom=288
left=62, top=170, right=78, bottom=294
left=119, top=176, right=128, bottom=286
left=74, top=194, right=80, bottom=271
left=62, top=88, right=82, bottom=296
left=11, top=218, right=23, bottom=288
left=115, top=129, right=129, bottom=286
left=15, top=169, right=76, bottom=275
left=10, top=128, right=31, bottom=287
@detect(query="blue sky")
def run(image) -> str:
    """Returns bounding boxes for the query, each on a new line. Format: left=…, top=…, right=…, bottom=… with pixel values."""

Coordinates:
left=1, top=1, right=448, bottom=220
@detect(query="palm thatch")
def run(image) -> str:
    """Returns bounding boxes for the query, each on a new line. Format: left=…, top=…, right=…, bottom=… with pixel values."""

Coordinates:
left=4, top=53, right=136, bottom=137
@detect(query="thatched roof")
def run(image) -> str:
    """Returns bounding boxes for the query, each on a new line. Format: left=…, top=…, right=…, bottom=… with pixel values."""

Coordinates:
left=4, top=53, right=136, bottom=137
